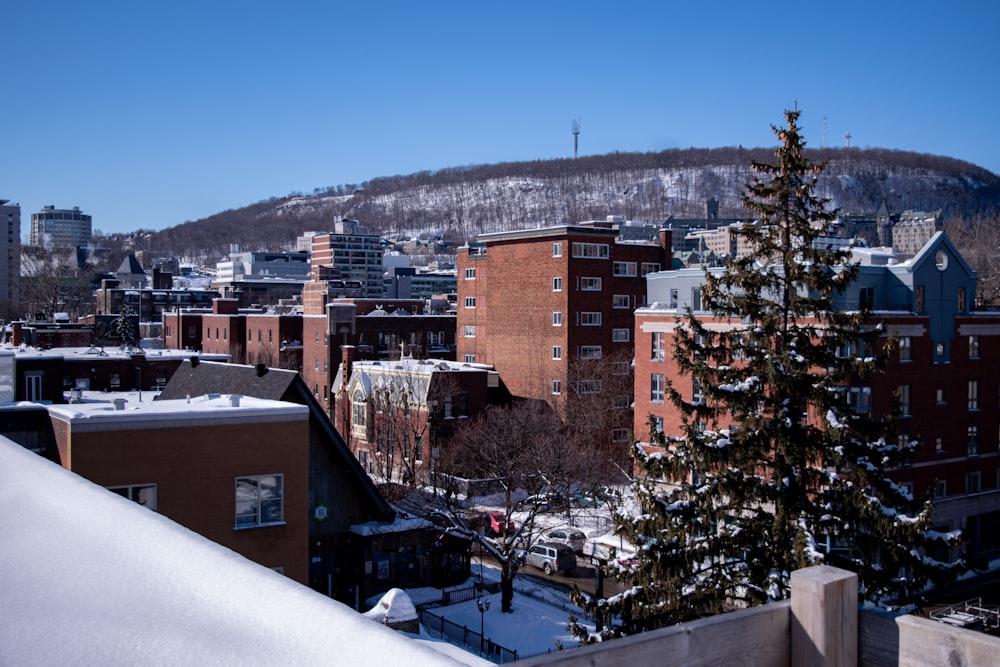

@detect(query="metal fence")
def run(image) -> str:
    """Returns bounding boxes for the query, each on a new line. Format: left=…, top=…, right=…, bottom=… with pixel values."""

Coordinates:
left=419, top=607, right=519, bottom=664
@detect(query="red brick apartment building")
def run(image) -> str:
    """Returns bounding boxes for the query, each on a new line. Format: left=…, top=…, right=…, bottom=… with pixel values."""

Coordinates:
left=633, top=233, right=1000, bottom=561
left=198, top=298, right=304, bottom=369
left=46, top=394, right=311, bottom=582
left=456, top=219, right=670, bottom=446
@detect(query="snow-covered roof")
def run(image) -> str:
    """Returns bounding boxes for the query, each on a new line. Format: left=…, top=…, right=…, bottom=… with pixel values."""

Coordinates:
left=0, top=438, right=472, bottom=666
left=350, top=514, right=434, bottom=536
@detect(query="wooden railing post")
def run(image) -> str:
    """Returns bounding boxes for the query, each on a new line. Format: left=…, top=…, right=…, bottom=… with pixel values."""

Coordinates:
left=791, top=565, right=858, bottom=667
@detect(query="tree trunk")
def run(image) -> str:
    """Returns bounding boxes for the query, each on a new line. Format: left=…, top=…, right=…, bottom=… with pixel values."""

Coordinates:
left=500, top=569, right=514, bottom=613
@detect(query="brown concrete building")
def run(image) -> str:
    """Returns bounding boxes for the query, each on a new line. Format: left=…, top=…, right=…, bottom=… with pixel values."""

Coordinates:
left=47, top=394, right=311, bottom=582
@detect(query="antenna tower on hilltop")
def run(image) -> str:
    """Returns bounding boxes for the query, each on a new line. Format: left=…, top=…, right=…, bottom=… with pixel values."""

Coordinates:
left=844, top=131, right=852, bottom=148
left=572, top=118, right=581, bottom=159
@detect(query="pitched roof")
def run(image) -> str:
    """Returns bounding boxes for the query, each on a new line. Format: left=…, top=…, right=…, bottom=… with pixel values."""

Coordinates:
left=116, top=253, right=146, bottom=276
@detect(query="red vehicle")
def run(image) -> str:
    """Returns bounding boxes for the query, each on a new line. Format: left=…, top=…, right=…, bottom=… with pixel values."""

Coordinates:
left=488, top=512, right=515, bottom=536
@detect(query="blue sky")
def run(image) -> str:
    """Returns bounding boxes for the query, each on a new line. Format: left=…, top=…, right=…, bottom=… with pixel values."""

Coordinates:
left=3, top=1, right=997, bottom=235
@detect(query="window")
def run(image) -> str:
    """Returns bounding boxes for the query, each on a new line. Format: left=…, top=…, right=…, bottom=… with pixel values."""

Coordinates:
left=464, top=354, right=476, bottom=363
left=669, top=289, right=678, bottom=309
left=967, top=471, right=981, bottom=495
left=611, top=428, right=630, bottom=443
left=934, top=480, right=947, bottom=499
left=463, top=325, right=476, bottom=338
left=580, top=276, right=602, bottom=291
left=235, top=474, right=284, bottom=528
left=25, top=373, right=43, bottom=402
left=898, top=336, right=912, bottom=362
left=935, top=437, right=944, bottom=455
left=552, top=277, right=563, bottom=291
left=552, top=346, right=562, bottom=360
left=552, top=311, right=562, bottom=326
left=465, top=267, right=476, bottom=280
left=611, top=361, right=630, bottom=376
left=651, top=373, right=665, bottom=402
left=352, top=391, right=367, bottom=427
left=916, top=285, right=925, bottom=313
left=552, top=242, right=562, bottom=257
left=551, top=380, right=561, bottom=395
left=969, top=335, right=980, bottom=359
left=613, top=294, right=630, bottom=309
left=612, top=328, right=630, bottom=342
left=652, top=332, right=665, bottom=361
left=691, top=287, right=703, bottom=311
left=968, top=426, right=979, bottom=456
left=653, top=416, right=665, bottom=433
left=898, top=384, right=911, bottom=417
left=692, top=379, right=705, bottom=405
left=579, top=345, right=602, bottom=360
left=845, top=387, right=872, bottom=415
left=464, top=296, right=476, bottom=308
left=859, top=286, right=875, bottom=309
left=958, top=287, right=966, bottom=313
left=640, top=262, right=661, bottom=276
left=576, top=380, right=602, bottom=394
left=612, top=395, right=629, bottom=409
left=107, top=484, right=157, bottom=511
left=936, top=388, right=946, bottom=404
left=110, top=373, right=121, bottom=391
left=969, top=380, right=979, bottom=410
left=613, top=262, right=637, bottom=277
left=572, top=242, right=609, bottom=259
left=579, top=312, right=602, bottom=326
left=897, top=434, right=911, bottom=465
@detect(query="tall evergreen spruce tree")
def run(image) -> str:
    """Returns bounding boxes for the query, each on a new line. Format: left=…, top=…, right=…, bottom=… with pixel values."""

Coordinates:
left=574, top=109, right=961, bottom=640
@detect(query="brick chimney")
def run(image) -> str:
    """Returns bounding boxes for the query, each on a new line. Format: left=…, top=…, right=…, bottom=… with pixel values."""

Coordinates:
left=11, top=321, right=22, bottom=347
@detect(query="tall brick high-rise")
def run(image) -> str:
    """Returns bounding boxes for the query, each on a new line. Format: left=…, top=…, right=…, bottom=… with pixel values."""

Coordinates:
left=457, top=217, right=671, bottom=451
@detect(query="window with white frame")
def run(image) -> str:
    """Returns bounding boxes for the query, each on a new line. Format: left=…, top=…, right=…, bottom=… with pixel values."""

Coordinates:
left=464, top=325, right=476, bottom=337
left=465, top=267, right=476, bottom=280
left=579, top=312, right=602, bottom=326
left=552, top=346, right=562, bottom=360
left=552, top=242, right=562, bottom=257
left=898, top=384, right=911, bottom=417
left=898, top=336, right=912, bottom=362
left=107, top=484, right=158, bottom=511
left=25, top=372, right=43, bottom=402
left=970, top=335, right=980, bottom=359
left=612, top=328, right=630, bottom=342
left=669, top=288, right=678, bottom=309
left=352, top=391, right=367, bottom=428
left=464, top=354, right=475, bottom=363
left=651, top=331, right=665, bottom=361
left=613, top=261, right=637, bottom=277
left=551, top=379, right=561, bottom=394
left=845, top=387, right=872, bottom=415
left=651, top=373, right=665, bottom=402
left=572, top=242, right=609, bottom=258
left=969, top=380, right=979, bottom=410
left=580, top=277, right=602, bottom=291
left=235, top=474, right=284, bottom=528
left=552, top=276, right=562, bottom=291
left=691, top=379, right=705, bottom=405
left=640, top=262, right=661, bottom=276
left=464, top=296, right=476, bottom=308
left=653, top=416, right=665, bottom=433
left=613, top=294, right=630, bottom=309
left=579, top=345, right=602, bottom=360
left=552, top=311, right=562, bottom=326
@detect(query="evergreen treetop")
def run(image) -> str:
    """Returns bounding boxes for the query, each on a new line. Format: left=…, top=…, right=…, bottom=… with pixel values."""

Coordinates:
left=574, top=109, right=963, bottom=641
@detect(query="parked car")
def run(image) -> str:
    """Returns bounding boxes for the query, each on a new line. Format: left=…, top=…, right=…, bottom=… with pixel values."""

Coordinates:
left=524, top=542, right=576, bottom=575
left=521, top=492, right=569, bottom=512
left=544, top=528, right=586, bottom=553
left=488, top=512, right=515, bottom=536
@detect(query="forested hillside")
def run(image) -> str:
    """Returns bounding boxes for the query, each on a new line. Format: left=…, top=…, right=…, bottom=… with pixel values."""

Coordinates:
left=145, top=147, right=1000, bottom=263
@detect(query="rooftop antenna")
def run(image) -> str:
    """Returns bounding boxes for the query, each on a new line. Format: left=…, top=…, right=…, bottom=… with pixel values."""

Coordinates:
left=572, top=118, right=581, bottom=159
left=844, top=131, right=852, bottom=148
left=822, top=116, right=827, bottom=148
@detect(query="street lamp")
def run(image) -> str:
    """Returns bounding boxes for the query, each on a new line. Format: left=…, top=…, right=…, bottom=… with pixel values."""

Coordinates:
left=476, top=595, right=491, bottom=655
